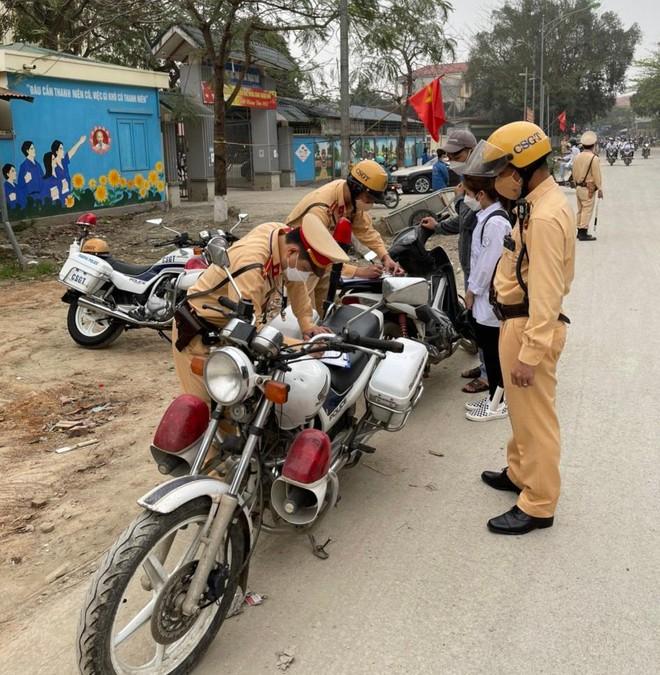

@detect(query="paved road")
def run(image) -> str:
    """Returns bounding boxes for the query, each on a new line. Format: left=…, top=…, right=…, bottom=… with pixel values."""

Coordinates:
left=2, top=157, right=658, bottom=673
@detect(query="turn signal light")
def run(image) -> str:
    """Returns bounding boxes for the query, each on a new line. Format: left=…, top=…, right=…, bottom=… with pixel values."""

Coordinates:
left=191, top=356, right=206, bottom=376
left=264, top=380, right=289, bottom=404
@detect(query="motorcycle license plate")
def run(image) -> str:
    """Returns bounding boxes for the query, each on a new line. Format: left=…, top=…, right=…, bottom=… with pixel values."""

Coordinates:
left=65, top=267, right=90, bottom=291
left=396, top=187, right=403, bottom=194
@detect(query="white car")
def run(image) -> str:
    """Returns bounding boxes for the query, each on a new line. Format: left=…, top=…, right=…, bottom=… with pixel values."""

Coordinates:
left=390, top=159, right=437, bottom=194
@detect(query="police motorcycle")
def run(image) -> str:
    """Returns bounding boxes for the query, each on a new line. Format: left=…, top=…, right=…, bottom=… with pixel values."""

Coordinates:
left=331, top=222, right=474, bottom=366
left=622, top=143, right=635, bottom=166
left=606, top=143, right=618, bottom=166
left=642, top=142, right=651, bottom=159
left=58, top=212, right=248, bottom=348
left=76, top=237, right=429, bottom=674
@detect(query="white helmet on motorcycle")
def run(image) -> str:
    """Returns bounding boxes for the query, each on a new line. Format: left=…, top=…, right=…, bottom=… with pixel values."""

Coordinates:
left=276, top=359, right=331, bottom=430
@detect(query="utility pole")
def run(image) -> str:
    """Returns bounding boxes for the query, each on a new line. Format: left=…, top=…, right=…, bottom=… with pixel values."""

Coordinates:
left=339, top=0, right=350, bottom=178
left=539, top=13, right=545, bottom=131
left=523, top=67, right=528, bottom=120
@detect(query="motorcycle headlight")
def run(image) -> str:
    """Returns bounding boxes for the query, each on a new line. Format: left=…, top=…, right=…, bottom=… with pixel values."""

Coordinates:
left=204, top=346, right=255, bottom=405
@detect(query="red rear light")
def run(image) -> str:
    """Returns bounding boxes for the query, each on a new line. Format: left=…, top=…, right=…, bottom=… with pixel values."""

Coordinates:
left=153, top=395, right=209, bottom=454
left=282, top=429, right=331, bottom=484
left=184, top=256, right=208, bottom=270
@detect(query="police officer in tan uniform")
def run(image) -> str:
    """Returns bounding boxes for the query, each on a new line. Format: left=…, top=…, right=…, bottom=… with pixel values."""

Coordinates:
left=479, top=121, right=576, bottom=535
left=172, top=216, right=348, bottom=403
left=573, top=130, right=602, bottom=242
left=286, top=160, right=404, bottom=317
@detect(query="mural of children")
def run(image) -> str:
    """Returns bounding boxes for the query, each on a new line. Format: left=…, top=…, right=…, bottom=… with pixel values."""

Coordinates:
left=18, top=140, right=44, bottom=208
left=51, top=136, right=86, bottom=205
left=2, top=164, right=19, bottom=209
left=41, top=152, right=60, bottom=206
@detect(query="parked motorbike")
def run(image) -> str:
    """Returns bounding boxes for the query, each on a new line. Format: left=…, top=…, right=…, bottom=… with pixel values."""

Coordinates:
left=622, top=146, right=634, bottom=166
left=383, top=180, right=403, bottom=209
left=335, top=223, right=474, bottom=365
left=606, top=147, right=618, bottom=166
left=58, top=213, right=248, bottom=348
left=642, top=143, right=651, bottom=159
left=76, top=248, right=428, bottom=672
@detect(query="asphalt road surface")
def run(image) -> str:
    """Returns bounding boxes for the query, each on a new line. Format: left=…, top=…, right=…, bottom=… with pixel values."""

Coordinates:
left=2, top=156, right=659, bottom=674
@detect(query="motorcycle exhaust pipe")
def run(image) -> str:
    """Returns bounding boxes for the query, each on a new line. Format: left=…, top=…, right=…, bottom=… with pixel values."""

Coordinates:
left=77, top=296, right=172, bottom=329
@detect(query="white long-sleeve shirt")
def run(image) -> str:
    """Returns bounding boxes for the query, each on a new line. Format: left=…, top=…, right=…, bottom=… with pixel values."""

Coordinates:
left=468, top=201, right=512, bottom=328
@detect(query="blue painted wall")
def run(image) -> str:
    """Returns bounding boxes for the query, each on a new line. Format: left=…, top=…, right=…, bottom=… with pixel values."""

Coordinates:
left=1, top=74, right=165, bottom=220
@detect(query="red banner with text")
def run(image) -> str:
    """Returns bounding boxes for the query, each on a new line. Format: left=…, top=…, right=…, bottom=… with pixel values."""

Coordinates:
left=201, top=81, right=277, bottom=110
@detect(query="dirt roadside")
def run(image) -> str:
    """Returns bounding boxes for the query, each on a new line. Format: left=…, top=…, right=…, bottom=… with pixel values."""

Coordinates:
left=0, top=193, right=460, bottom=660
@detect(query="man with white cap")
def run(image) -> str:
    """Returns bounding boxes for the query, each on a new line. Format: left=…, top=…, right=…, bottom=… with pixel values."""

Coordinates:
left=172, top=216, right=349, bottom=403
left=572, top=130, right=602, bottom=241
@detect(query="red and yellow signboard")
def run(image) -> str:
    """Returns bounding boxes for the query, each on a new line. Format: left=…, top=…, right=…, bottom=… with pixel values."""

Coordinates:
left=201, top=81, right=277, bottom=110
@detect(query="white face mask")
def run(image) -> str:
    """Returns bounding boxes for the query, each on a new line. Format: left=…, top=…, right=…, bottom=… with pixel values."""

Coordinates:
left=464, top=194, right=481, bottom=212
left=284, top=253, right=313, bottom=283
left=355, top=198, right=374, bottom=212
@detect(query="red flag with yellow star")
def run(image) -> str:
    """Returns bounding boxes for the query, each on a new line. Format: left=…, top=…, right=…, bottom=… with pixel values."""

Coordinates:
left=408, top=78, right=445, bottom=142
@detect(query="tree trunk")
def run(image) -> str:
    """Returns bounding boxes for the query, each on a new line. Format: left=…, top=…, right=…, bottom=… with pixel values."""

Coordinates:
left=213, top=58, right=228, bottom=224
left=398, top=99, right=407, bottom=165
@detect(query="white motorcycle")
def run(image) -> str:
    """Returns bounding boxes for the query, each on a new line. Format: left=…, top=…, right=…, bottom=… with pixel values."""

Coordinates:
left=76, top=243, right=429, bottom=673
left=58, top=213, right=247, bottom=348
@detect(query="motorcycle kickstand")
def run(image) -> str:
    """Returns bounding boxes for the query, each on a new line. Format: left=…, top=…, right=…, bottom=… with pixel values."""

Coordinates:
left=158, top=329, right=172, bottom=344
left=307, top=533, right=332, bottom=560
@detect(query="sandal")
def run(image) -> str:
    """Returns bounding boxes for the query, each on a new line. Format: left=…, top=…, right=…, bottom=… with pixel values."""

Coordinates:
left=462, top=377, right=489, bottom=394
left=461, top=366, right=481, bottom=379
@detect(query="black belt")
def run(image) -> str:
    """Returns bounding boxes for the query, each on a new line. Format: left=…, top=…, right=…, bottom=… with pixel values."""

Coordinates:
left=493, top=302, right=570, bottom=324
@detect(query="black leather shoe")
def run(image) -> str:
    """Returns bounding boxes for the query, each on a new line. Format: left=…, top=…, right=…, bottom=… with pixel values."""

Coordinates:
left=577, top=230, right=597, bottom=241
left=487, top=505, right=554, bottom=535
left=481, top=467, right=521, bottom=494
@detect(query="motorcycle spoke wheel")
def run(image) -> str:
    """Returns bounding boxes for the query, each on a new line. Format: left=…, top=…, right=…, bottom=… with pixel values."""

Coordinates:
left=77, top=498, right=245, bottom=675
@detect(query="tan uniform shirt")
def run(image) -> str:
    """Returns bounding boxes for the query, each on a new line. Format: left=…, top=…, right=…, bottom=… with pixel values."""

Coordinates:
left=494, top=177, right=576, bottom=366
left=286, top=179, right=389, bottom=260
left=187, top=222, right=313, bottom=332
left=572, top=150, right=602, bottom=189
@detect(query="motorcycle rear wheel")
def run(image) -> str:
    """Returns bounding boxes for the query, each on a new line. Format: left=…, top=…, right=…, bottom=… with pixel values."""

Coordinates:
left=67, top=299, right=124, bottom=348
left=383, top=189, right=400, bottom=209
left=77, top=498, right=245, bottom=675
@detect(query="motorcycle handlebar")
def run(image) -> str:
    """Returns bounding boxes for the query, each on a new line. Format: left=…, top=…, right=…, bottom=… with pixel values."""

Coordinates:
left=343, top=331, right=404, bottom=353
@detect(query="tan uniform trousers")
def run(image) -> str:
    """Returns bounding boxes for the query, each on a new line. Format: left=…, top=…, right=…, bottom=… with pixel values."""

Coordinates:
left=172, top=323, right=212, bottom=406
left=575, top=186, right=595, bottom=230
left=499, top=317, right=567, bottom=518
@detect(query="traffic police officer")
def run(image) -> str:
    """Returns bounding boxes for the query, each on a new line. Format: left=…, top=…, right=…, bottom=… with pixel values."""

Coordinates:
left=573, top=130, right=602, bottom=241
left=285, top=160, right=404, bottom=319
left=480, top=121, right=576, bottom=534
left=172, top=216, right=349, bottom=403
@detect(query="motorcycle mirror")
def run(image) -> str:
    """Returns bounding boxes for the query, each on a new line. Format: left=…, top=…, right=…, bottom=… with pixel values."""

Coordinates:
left=206, top=236, right=230, bottom=268
left=382, top=277, right=428, bottom=306
left=146, top=218, right=163, bottom=226
left=238, top=213, right=248, bottom=220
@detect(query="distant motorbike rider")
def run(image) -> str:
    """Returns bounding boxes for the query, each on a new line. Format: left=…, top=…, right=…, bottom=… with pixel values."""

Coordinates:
left=573, top=131, right=603, bottom=242
left=285, top=159, right=404, bottom=319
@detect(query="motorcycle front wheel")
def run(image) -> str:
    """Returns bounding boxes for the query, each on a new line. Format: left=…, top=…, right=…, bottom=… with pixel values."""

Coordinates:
left=67, top=298, right=124, bottom=348
left=77, top=497, right=246, bottom=675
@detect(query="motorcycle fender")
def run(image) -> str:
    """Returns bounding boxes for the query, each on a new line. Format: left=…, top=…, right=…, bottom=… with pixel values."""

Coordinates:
left=111, top=270, right=151, bottom=293
left=138, top=475, right=231, bottom=514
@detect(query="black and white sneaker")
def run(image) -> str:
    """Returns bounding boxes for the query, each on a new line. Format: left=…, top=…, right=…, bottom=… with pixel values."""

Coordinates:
left=465, top=395, right=489, bottom=412
left=466, top=400, right=508, bottom=422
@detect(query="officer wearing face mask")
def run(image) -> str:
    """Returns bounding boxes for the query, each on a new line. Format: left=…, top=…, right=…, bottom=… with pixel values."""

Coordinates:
left=171, top=217, right=349, bottom=403
left=480, top=121, right=576, bottom=535
left=285, top=160, right=404, bottom=324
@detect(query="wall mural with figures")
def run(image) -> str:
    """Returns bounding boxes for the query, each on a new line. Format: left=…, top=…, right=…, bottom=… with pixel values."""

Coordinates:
left=0, top=74, right=166, bottom=220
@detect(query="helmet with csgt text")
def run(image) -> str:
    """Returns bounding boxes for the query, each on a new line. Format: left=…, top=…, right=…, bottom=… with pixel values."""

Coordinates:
left=347, top=159, right=388, bottom=203
left=487, top=121, right=552, bottom=168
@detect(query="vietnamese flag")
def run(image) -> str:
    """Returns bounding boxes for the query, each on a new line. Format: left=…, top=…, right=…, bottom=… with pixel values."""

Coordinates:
left=557, top=110, right=567, bottom=133
left=408, top=78, right=446, bottom=142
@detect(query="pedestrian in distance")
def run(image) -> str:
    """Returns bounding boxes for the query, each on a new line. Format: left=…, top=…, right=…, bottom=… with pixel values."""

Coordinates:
left=431, top=149, right=449, bottom=191
left=481, top=121, right=576, bottom=535
left=573, top=130, right=602, bottom=242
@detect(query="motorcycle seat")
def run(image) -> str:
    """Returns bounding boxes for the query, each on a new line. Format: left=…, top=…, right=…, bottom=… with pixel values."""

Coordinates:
left=323, top=304, right=382, bottom=396
left=105, top=256, right=153, bottom=276
left=338, top=277, right=383, bottom=293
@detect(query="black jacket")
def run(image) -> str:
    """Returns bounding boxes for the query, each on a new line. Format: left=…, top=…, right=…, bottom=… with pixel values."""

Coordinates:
left=435, top=197, right=478, bottom=277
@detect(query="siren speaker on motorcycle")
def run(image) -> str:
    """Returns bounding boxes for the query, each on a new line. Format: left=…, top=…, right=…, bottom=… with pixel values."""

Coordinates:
left=270, top=476, right=328, bottom=526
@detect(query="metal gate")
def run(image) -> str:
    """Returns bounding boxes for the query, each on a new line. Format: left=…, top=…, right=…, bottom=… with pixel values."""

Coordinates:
left=225, top=107, right=253, bottom=188
left=175, top=121, right=189, bottom=200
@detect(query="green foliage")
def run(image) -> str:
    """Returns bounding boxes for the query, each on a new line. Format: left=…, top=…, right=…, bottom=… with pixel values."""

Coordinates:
left=632, top=49, right=660, bottom=118
left=466, top=0, right=641, bottom=125
left=0, top=259, right=57, bottom=280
